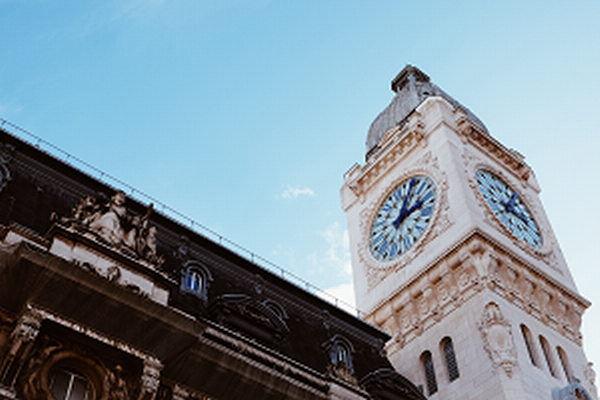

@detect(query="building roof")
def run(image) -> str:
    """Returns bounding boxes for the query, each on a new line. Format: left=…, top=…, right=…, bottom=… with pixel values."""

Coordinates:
left=366, top=65, right=488, bottom=158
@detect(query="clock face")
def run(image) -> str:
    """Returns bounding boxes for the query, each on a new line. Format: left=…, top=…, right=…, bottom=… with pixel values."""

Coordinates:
left=476, top=170, right=542, bottom=248
left=370, top=176, right=436, bottom=262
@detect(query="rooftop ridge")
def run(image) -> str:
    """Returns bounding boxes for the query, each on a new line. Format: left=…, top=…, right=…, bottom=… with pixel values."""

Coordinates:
left=0, top=118, right=361, bottom=318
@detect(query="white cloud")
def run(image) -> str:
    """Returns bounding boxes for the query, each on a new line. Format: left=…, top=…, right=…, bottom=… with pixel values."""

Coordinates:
left=281, top=186, right=315, bottom=199
left=316, top=283, right=357, bottom=315
left=321, top=222, right=352, bottom=276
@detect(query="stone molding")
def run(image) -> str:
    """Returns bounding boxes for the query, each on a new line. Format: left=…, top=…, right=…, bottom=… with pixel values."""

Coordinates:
left=344, top=119, right=426, bottom=201
left=356, top=151, right=452, bottom=289
left=462, top=148, right=561, bottom=270
left=365, top=233, right=589, bottom=356
left=456, top=115, right=532, bottom=184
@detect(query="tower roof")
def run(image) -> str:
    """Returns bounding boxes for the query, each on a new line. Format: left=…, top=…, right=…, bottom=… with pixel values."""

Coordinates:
left=366, top=65, right=488, bottom=157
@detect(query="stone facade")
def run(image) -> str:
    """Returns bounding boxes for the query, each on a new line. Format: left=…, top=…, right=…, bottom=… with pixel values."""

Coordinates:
left=341, top=66, right=595, bottom=400
left=0, top=123, right=425, bottom=400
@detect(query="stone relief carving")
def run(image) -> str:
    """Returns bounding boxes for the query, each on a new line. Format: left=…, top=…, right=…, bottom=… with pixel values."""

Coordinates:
left=107, top=365, right=131, bottom=400
left=373, top=235, right=588, bottom=358
left=0, top=308, right=43, bottom=389
left=138, top=358, right=163, bottom=400
left=54, top=190, right=164, bottom=267
left=357, top=151, right=452, bottom=290
left=462, top=149, right=560, bottom=271
left=479, top=302, right=518, bottom=378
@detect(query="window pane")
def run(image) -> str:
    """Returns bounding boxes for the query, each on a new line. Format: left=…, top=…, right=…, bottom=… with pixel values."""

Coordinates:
left=50, top=370, right=70, bottom=400
left=70, top=375, right=90, bottom=400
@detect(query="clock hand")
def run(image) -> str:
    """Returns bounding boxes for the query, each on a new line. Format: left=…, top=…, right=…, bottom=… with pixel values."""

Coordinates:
left=501, top=192, right=529, bottom=221
left=392, top=178, right=417, bottom=229
left=404, top=199, right=424, bottom=219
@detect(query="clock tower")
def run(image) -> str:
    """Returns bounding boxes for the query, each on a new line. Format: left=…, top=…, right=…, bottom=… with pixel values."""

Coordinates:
left=341, top=66, right=595, bottom=400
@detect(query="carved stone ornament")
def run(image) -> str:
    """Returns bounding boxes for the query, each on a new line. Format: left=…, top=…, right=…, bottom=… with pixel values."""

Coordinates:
left=479, top=302, right=518, bottom=378
left=18, top=337, right=124, bottom=400
left=462, top=149, right=560, bottom=271
left=357, top=151, right=452, bottom=290
left=0, top=308, right=43, bottom=388
left=53, top=190, right=164, bottom=266
left=138, top=358, right=162, bottom=400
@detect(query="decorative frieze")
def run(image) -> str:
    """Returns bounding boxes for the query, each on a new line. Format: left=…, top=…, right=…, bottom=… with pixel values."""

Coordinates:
left=366, top=234, right=589, bottom=356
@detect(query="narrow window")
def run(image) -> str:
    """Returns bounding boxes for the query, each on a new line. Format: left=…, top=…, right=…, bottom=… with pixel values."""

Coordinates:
left=421, top=351, right=438, bottom=396
left=539, top=336, right=558, bottom=378
left=557, top=346, right=573, bottom=382
left=520, top=324, right=539, bottom=367
left=441, top=337, right=460, bottom=382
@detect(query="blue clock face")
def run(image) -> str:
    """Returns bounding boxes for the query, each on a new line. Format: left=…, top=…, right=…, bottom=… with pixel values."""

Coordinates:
left=476, top=170, right=542, bottom=248
left=370, top=176, right=436, bottom=262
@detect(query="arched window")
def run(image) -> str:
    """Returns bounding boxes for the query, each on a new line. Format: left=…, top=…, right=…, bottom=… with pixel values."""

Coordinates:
left=557, top=346, right=574, bottom=382
left=263, top=300, right=287, bottom=321
left=324, top=335, right=355, bottom=374
left=49, top=368, right=93, bottom=400
left=421, top=351, right=438, bottom=396
left=539, top=335, right=558, bottom=378
left=180, top=261, right=212, bottom=301
left=440, top=337, right=459, bottom=382
left=520, top=324, right=539, bottom=367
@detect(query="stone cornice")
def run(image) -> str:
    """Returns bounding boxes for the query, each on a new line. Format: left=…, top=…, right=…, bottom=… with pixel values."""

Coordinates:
left=456, top=114, right=534, bottom=185
left=364, top=231, right=590, bottom=356
left=344, top=119, right=426, bottom=199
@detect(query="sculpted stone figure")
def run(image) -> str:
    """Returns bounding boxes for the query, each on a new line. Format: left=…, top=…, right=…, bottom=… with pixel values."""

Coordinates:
left=55, top=190, right=163, bottom=266
left=89, top=190, right=128, bottom=246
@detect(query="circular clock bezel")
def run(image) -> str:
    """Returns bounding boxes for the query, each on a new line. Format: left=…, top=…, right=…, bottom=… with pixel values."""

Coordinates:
left=368, top=175, right=437, bottom=262
left=475, top=169, right=542, bottom=248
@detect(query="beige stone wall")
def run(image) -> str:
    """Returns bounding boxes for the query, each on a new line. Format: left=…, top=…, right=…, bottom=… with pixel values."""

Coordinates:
left=342, top=95, right=595, bottom=400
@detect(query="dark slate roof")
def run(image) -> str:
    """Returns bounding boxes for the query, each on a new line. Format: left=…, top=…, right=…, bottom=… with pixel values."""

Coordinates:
left=366, top=65, right=488, bottom=157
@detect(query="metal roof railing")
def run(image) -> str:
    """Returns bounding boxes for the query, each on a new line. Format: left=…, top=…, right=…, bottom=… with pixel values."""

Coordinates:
left=0, top=118, right=362, bottom=318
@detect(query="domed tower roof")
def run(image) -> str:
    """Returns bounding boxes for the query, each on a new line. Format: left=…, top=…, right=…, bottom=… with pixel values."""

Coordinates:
left=366, top=65, right=488, bottom=158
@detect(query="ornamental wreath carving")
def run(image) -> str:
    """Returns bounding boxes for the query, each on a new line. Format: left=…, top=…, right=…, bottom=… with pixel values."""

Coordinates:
left=53, top=190, right=164, bottom=266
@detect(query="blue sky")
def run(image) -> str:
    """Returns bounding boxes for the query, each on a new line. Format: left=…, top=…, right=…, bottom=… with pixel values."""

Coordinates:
left=1, top=0, right=599, bottom=375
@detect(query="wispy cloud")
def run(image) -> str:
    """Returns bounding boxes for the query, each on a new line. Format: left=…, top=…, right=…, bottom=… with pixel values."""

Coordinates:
left=320, top=222, right=352, bottom=276
left=281, top=186, right=315, bottom=200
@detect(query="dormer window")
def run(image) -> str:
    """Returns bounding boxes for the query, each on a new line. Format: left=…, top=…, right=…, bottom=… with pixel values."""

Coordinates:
left=185, top=270, right=202, bottom=293
left=180, top=261, right=212, bottom=301
left=336, top=343, right=349, bottom=365
left=324, top=335, right=355, bottom=375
